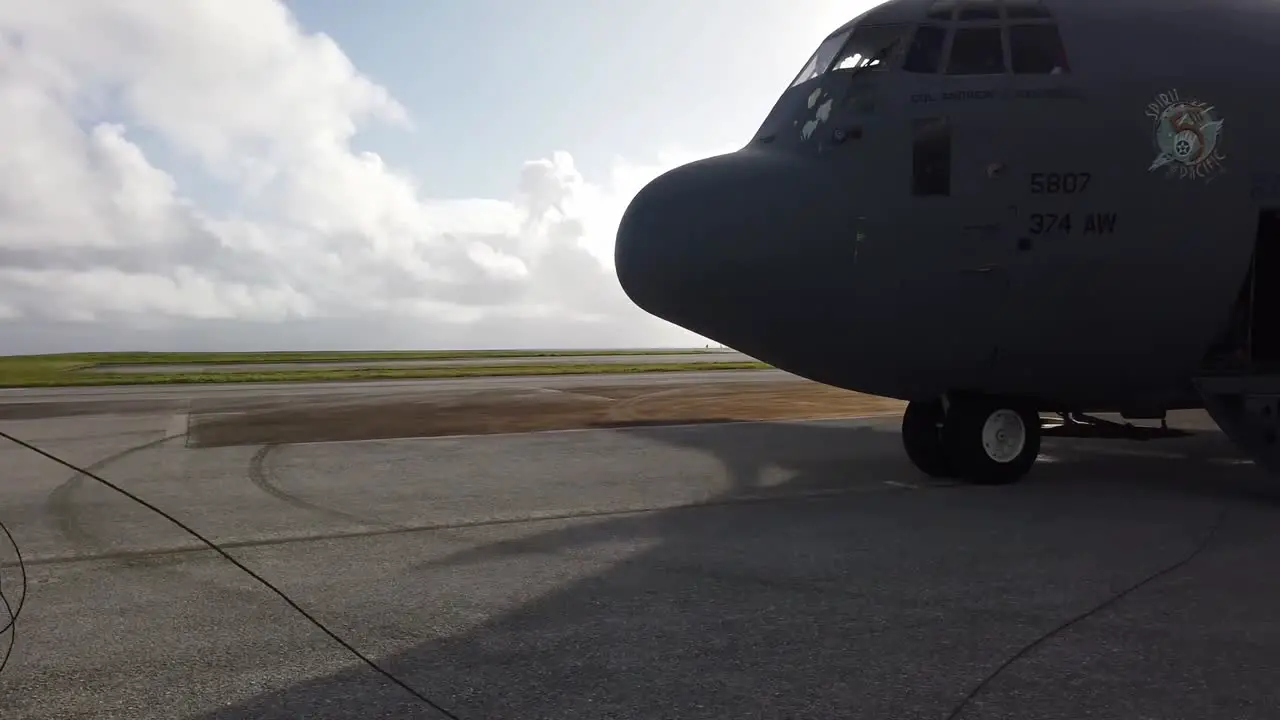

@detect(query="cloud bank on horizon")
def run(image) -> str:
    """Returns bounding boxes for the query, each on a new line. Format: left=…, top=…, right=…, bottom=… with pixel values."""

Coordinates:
left=0, top=0, right=730, bottom=353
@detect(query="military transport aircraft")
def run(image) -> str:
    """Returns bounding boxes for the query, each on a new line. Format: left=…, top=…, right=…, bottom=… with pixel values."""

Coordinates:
left=614, top=0, right=1280, bottom=485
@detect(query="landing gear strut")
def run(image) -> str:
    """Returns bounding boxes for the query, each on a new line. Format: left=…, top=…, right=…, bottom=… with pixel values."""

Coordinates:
left=901, top=396, right=1041, bottom=484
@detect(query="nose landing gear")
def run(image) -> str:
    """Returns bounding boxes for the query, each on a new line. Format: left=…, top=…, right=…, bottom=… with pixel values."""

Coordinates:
left=901, top=396, right=1041, bottom=484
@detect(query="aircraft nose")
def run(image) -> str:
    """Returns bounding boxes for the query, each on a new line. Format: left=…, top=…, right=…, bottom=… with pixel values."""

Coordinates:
left=614, top=152, right=800, bottom=329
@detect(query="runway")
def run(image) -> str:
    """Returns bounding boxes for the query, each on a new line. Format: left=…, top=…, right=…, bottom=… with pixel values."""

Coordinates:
left=0, top=368, right=791, bottom=410
left=85, top=351, right=752, bottom=374
left=0, top=374, right=1275, bottom=720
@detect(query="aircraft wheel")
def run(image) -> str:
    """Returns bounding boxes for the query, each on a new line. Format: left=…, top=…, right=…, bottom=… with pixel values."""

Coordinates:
left=902, top=399, right=956, bottom=478
left=942, top=397, right=1040, bottom=485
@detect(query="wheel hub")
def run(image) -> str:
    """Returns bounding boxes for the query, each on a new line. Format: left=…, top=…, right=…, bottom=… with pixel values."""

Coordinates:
left=981, top=408, right=1026, bottom=463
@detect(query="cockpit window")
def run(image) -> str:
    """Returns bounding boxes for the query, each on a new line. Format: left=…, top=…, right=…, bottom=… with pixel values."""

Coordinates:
left=1009, top=24, right=1068, bottom=73
left=789, top=30, right=851, bottom=88
left=957, top=0, right=1001, bottom=20
left=928, top=0, right=1053, bottom=21
left=830, top=25, right=906, bottom=72
left=1004, top=0, right=1053, bottom=19
left=926, top=0, right=956, bottom=20
left=946, top=27, right=1005, bottom=74
left=903, top=25, right=947, bottom=74
left=907, top=0, right=1068, bottom=75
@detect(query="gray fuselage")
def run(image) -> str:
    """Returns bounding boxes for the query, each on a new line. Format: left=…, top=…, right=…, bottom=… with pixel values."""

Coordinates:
left=616, top=0, right=1274, bottom=415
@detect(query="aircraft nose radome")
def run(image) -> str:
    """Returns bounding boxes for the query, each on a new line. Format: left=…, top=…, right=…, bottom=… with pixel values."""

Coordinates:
left=614, top=159, right=715, bottom=319
left=614, top=152, right=784, bottom=327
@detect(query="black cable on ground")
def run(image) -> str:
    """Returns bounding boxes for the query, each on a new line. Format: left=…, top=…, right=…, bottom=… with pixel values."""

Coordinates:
left=0, top=429, right=462, bottom=719
left=0, top=516, right=25, bottom=677
left=943, top=506, right=1228, bottom=720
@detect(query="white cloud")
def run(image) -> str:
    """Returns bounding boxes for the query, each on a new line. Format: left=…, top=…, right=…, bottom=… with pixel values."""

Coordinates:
left=0, top=0, right=726, bottom=352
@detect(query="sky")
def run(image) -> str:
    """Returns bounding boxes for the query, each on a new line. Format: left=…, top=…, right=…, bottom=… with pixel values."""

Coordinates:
left=0, top=0, right=867, bottom=353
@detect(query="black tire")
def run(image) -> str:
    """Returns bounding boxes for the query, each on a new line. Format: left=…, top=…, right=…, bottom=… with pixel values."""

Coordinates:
left=902, top=399, right=956, bottom=478
left=942, top=397, right=1040, bottom=485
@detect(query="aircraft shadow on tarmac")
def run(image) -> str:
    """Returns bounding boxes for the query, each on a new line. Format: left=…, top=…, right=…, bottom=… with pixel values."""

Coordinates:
left=191, top=419, right=1277, bottom=720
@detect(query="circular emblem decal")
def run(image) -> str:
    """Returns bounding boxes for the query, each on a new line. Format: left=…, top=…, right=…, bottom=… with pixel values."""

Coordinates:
left=1146, top=89, right=1226, bottom=180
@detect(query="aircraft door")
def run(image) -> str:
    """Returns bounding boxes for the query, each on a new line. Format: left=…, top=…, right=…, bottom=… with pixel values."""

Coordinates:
left=942, top=139, right=1014, bottom=386
left=943, top=194, right=1014, bottom=391
left=899, top=111, right=1013, bottom=391
left=933, top=22, right=1017, bottom=388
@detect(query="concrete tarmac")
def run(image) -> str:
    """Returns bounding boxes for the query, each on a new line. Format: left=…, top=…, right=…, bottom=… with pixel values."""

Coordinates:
left=0, top=377, right=1275, bottom=720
